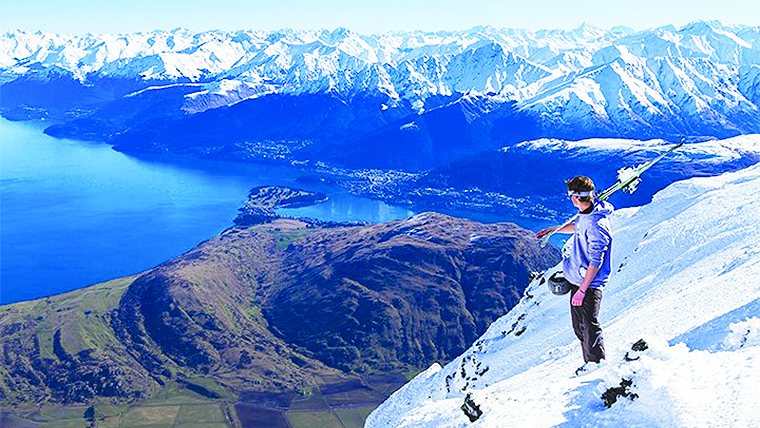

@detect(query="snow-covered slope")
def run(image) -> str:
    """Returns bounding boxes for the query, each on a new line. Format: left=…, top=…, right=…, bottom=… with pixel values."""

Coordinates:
left=514, top=134, right=760, bottom=165
left=367, top=161, right=760, bottom=427
left=2, top=22, right=760, bottom=133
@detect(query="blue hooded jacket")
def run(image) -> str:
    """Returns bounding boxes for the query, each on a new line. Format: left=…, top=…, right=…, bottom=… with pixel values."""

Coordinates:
left=562, top=200, right=614, bottom=288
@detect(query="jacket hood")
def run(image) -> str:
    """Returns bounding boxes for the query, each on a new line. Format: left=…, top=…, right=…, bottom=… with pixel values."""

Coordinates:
left=589, top=200, right=614, bottom=218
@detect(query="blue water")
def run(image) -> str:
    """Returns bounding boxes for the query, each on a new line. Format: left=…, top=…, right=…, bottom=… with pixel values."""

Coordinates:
left=0, top=118, right=418, bottom=304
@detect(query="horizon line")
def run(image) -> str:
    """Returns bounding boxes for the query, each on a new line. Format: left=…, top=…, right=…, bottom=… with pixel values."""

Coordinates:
left=2, top=19, right=753, bottom=38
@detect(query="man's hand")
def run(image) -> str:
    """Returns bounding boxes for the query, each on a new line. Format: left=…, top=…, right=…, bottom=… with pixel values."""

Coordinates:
left=573, top=266, right=599, bottom=306
left=571, top=289, right=586, bottom=306
left=536, top=226, right=559, bottom=239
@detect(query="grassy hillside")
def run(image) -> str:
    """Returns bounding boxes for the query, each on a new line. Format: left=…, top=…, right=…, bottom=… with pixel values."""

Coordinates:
left=1, top=205, right=559, bottom=426
left=0, top=276, right=160, bottom=404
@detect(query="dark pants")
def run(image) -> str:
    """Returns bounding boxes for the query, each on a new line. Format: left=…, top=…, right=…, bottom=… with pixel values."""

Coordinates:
left=570, top=286, right=605, bottom=363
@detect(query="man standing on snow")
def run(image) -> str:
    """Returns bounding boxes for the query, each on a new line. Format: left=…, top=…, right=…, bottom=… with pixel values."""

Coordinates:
left=536, top=176, right=613, bottom=370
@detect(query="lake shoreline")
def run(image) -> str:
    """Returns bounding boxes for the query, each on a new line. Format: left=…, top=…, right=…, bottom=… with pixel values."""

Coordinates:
left=0, top=119, right=422, bottom=305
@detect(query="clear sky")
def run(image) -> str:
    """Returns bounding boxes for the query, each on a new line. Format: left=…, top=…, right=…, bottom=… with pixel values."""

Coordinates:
left=1, top=0, right=759, bottom=35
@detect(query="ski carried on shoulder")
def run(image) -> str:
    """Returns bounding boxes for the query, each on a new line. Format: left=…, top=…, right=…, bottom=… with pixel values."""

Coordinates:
left=539, top=141, right=684, bottom=247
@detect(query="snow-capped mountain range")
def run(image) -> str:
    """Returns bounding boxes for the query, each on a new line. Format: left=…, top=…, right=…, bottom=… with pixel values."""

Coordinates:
left=2, top=21, right=760, bottom=139
left=366, top=148, right=760, bottom=427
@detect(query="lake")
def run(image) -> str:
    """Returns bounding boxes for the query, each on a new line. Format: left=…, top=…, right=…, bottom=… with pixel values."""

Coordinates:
left=0, top=118, right=421, bottom=304
left=1, top=117, right=562, bottom=305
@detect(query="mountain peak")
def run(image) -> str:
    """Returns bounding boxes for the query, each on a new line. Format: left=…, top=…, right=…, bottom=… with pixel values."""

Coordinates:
left=678, top=19, right=737, bottom=34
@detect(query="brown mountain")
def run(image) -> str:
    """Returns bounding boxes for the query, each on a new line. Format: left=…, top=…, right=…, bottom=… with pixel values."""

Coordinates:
left=0, top=211, right=559, bottom=406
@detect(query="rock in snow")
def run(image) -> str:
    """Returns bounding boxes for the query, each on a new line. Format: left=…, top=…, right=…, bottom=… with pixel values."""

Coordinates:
left=367, top=161, right=760, bottom=427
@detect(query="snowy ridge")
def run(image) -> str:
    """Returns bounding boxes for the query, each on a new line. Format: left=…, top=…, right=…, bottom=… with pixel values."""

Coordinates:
left=2, top=22, right=760, bottom=131
left=513, top=134, right=760, bottom=163
left=367, top=162, right=760, bottom=427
